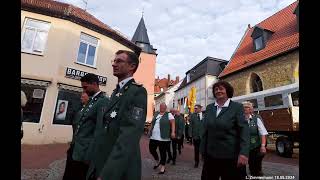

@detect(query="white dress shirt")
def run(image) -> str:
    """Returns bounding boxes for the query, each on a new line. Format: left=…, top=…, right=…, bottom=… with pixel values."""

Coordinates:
left=91, top=90, right=102, bottom=99
left=150, top=113, right=175, bottom=141
left=214, top=98, right=231, bottom=117
left=118, top=77, right=133, bottom=90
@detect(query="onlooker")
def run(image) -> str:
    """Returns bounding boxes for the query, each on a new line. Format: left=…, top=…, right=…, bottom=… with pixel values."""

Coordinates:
left=21, top=91, right=27, bottom=139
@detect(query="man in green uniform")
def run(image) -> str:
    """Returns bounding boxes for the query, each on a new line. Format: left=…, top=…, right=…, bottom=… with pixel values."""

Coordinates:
left=171, top=109, right=185, bottom=164
left=87, top=50, right=147, bottom=180
left=189, top=104, right=204, bottom=168
left=63, top=73, right=109, bottom=180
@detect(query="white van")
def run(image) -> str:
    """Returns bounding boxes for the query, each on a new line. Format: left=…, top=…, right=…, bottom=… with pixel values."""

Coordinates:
left=232, top=82, right=299, bottom=157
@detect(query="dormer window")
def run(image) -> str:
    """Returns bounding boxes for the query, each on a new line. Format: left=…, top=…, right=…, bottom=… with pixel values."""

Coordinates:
left=254, top=36, right=263, bottom=51
left=251, top=26, right=273, bottom=52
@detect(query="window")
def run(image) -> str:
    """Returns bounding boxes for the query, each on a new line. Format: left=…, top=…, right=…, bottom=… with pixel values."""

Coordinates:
left=76, top=33, right=99, bottom=67
left=21, top=84, right=47, bottom=123
left=187, top=73, right=190, bottom=83
left=251, top=73, right=263, bottom=92
left=21, top=18, right=51, bottom=55
left=53, top=88, right=82, bottom=125
left=254, top=36, right=263, bottom=51
left=247, top=99, right=258, bottom=108
left=264, top=94, right=283, bottom=107
left=291, top=91, right=299, bottom=106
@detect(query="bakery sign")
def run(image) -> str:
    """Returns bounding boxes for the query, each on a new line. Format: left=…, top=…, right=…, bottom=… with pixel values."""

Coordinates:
left=65, top=67, right=107, bottom=86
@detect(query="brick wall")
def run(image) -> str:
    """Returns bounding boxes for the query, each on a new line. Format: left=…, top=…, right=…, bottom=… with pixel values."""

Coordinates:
left=221, top=50, right=299, bottom=96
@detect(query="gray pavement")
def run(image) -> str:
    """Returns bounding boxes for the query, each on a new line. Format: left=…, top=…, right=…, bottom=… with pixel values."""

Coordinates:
left=22, top=157, right=299, bottom=180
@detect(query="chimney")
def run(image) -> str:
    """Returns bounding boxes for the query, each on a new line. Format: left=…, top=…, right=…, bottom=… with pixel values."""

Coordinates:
left=176, top=76, right=179, bottom=84
left=248, top=24, right=251, bottom=28
left=167, top=74, right=171, bottom=86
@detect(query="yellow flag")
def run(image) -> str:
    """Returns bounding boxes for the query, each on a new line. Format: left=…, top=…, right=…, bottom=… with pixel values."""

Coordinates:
left=190, top=87, right=197, bottom=113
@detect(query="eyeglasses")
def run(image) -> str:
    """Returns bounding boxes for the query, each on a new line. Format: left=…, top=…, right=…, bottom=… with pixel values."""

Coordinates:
left=111, top=59, right=129, bottom=64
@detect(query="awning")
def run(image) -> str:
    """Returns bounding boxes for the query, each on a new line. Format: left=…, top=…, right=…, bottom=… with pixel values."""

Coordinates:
left=21, top=78, right=51, bottom=87
left=57, top=83, right=83, bottom=92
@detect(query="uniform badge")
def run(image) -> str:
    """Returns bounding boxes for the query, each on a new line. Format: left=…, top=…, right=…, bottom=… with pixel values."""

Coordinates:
left=251, top=137, right=257, bottom=144
left=110, top=111, right=117, bottom=118
left=132, top=106, right=144, bottom=121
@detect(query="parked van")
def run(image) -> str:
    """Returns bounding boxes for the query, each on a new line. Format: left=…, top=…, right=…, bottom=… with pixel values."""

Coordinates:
left=232, top=82, right=299, bottom=157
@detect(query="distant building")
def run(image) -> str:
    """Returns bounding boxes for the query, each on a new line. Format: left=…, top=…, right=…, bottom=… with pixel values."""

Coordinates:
left=154, top=80, right=182, bottom=114
left=219, top=1, right=299, bottom=96
left=154, top=74, right=180, bottom=97
left=174, top=56, right=228, bottom=112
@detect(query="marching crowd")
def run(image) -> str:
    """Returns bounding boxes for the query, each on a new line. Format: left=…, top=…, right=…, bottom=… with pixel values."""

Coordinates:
left=21, top=49, right=268, bottom=180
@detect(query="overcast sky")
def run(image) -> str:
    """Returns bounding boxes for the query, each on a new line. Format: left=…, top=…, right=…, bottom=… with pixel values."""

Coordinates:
left=58, top=0, right=296, bottom=80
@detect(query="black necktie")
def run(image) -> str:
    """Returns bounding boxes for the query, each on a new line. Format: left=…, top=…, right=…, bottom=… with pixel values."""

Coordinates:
left=197, top=114, right=200, bottom=120
left=115, top=84, right=120, bottom=93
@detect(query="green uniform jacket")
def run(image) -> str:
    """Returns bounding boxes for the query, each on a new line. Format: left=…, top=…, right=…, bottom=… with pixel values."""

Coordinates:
left=200, top=101, right=250, bottom=159
left=175, top=114, right=185, bottom=138
left=189, top=113, right=204, bottom=140
left=71, top=92, right=109, bottom=162
left=87, top=79, right=147, bottom=180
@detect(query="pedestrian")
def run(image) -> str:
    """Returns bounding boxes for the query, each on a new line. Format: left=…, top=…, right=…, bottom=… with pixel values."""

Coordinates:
left=21, top=91, right=28, bottom=139
left=189, top=104, right=204, bottom=168
left=200, top=80, right=249, bottom=180
left=86, top=50, right=148, bottom=180
left=185, top=116, right=192, bottom=144
left=62, top=73, right=109, bottom=180
left=242, top=101, right=268, bottom=176
left=166, top=109, right=175, bottom=164
left=148, top=103, right=175, bottom=174
left=174, top=109, right=185, bottom=156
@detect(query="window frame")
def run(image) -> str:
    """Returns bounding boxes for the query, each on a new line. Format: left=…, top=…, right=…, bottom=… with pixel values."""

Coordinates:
left=21, top=84, right=47, bottom=124
left=264, top=94, right=284, bottom=107
left=254, top=36, right=264, bottom=51
left=21, top=17, right=51, bottom=55
left=76, top=32, right=99, bottom=68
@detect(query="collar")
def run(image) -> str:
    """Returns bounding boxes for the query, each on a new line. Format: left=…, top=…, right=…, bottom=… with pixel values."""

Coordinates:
left=118, top=77, right=133, bottom=89
left=92, top=91, right=102, bottom=99
left=214, top=98, right=231, bottom=108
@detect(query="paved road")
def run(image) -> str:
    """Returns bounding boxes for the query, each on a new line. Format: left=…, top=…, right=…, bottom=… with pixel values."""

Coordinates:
left=22, top=135, right=299, bottom=180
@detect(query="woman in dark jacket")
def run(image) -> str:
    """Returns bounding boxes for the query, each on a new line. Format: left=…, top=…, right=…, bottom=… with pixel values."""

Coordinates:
left=200, top=81, right=250, bottom=180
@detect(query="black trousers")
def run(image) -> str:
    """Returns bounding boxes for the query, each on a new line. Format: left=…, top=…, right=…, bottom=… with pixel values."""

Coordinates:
left=178, top=135, right=184, bottom=150
left=167, top=140, right=173, bottom=161
left=63, top=145, right=89, bottom=180
left=193, top=138, right=201, bottom=164
left=149, top=139, right=170, bottom=165
left=171, top=138, right=179, bottom=161
left=201, top=155, right=243, bottom=180
left=249, top=147, right=265, bottom=176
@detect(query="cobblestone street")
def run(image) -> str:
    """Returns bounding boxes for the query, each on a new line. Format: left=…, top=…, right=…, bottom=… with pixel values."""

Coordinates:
left=22, top=135, right=299, bottom=180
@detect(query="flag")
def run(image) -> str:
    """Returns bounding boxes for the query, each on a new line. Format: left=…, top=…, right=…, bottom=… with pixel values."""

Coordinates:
left=189, top=87, right=197, bottom=113
left=184, top=97, right=189, bottom=114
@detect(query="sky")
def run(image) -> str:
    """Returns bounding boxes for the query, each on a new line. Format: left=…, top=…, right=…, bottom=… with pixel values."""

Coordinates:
left=58, top=0, right=296, bottom=80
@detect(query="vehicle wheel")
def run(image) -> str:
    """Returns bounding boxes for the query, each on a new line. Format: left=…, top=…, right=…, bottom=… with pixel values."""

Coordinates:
left=276, top=136, right=293, bottom=158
